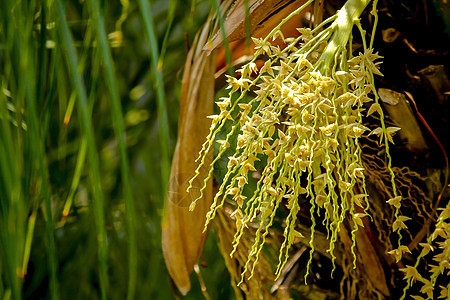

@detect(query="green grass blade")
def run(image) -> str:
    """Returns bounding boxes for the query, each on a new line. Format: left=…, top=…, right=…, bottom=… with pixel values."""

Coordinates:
left=0, top=83, right=23, bottom=300
left=87, top=0, right=138, bottom=298
left=52, top=1, right=109, bottom=298
left=62, top=138, right=87, bottom=218
left=211, top=0, right=233, bottom=72
left=158, top=0, right=177, bottom=69
left=25, top=78, right=60, bottom=300
left=20, top=25, right=59, bottom=300
left=21, top=208, right=37, bottom=278
left=244, top=0, right=251, bottom=49
left=137, top=0, right=171, bottom=193
left=25, top=6, right=59, bottom=297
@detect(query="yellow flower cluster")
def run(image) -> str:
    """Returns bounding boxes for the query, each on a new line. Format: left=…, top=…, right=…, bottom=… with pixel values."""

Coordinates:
left=400, top=204, right=450, bottom=299
left=188, top=0, right=401, bottom=285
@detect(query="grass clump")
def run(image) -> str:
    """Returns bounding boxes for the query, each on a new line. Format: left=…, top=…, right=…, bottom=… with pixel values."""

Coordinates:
left=0, top=0, right=212, bottom=299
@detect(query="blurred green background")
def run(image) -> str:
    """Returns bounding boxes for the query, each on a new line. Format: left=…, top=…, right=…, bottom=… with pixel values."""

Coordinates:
left=0, top=0, right=232, bottom=299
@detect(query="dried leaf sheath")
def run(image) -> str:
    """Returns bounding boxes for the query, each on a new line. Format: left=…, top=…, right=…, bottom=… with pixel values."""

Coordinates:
left=161, top=21, right=216, bottom=295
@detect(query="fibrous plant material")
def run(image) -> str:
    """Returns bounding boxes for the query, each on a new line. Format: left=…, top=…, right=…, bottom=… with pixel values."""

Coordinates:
left=214, top=204, right=277, bottom=299
left=188, top=0, right=402, bottom=286
left=162, top=10, right=222, bottom=294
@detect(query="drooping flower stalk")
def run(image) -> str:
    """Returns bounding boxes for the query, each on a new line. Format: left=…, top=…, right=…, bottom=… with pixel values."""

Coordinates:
left=188, top=0, right=401, bottom=283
